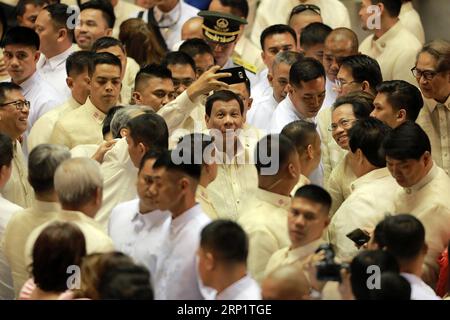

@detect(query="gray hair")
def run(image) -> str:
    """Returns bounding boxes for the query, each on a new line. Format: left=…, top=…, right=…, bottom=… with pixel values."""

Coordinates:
left=110, top=105, right=154, bottom=139
left=418, top=40, right=450, bottom=72
left=54, top=157, right=103, bottom=207
left=272, top=50, right=303, bottom=70
left=28, top=144, right=71, bottom=193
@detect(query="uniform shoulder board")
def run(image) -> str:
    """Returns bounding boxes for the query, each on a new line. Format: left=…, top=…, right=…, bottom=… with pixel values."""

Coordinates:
left=231, top=55, right=258, bottom=75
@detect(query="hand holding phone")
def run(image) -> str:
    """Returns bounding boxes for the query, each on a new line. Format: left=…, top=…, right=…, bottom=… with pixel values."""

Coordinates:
left=346, top=228, right=371, bottom=247
left=216, top=66, right=247, bottom=85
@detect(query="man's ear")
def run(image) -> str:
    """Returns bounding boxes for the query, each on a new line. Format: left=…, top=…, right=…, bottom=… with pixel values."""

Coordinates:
left=120, top=127, right=129, bottom=138
left=361, top=80, right=370, bottom=93
left=205, top=251, right=215, bottom=271
left=105, top=28, right=113, bottom=37
left=422, top=150, right=432, bottom=167
left=58, top=28, right=67, bottom=42
left=267, top=72, right=274, bottom=87
left=286, top=83, right=293, bottom=95
left=306, top=144, right=314, bottom=160
left=132, top=91, right=142, bottom=104
left=138, top=142, right=147, bottom=157
left=397, top=108, right=407, bottom=122
left=66, top=77, right=74, bottom=90
left=34, top=51, right=40, bottom=64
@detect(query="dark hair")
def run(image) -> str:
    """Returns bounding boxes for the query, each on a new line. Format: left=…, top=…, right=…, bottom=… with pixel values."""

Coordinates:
left=376, top=80, right=423, bottom=122
left=370, top=0, right=402, bottom=17
left=127, top=112, right=169, bottom=153
left=92, top=36, right=125, bottom=54
left=179, top=38, right=213, bottom=59
left=300, top=22, right=332, bottom=50
left=200, top=219, right=248, bottom=263
left=289, top=57, right=325, bottom=88
left=66, top=51, right=95, bottom=77
left=373, top=217, right=389, bottom=249
left=138, top=149, right=164, bottom=173
left=333, top=91, right=375, bottom=118
left=205, top=90, right=244, bottom=117
left=88, top=52, right=122, bottom=77
left=32, top=222, right=86, bottom=292
left=340, top=54, right=383, bottom=95
left=102, top=106, right=124, bottom=138
left=350, top=250, right=399, bottom=300
left=0, top=133, right=13, bottom=168
left=370, top=272, right=411, bottom=300
left=260, top=24, right=297, bottom=51
left=383, top=121, right=431, bottom=160
left=98, top=263, right=153, bottom=300
left=294, top=184, right=332, bottom=212
left=1, top=26, right=39, bottom=50
left=153, top=148, right=201, bottom=181
left=80, top=0, right=115, bottom=29
left=254, top=133, right=296, bottom=175
left=288, top=3, right=321, bottom=22
left=382, top=214, right=426, bottom=260
left=134, top=63, right=172, bottom=92
left=348, top=117, right=392, bottom=168
left=215, top=0, right=249, bottom=18
left=176, top=133, right=215, bottom=168
left=281, top=120, right=318, bottom=153
left=15, top=0, right=46, bottom=17
left=0, top=82, right=22, bottom=106
left=162, top=51, right=196, bottom=73
left=44, top=3, right=74, bottom=40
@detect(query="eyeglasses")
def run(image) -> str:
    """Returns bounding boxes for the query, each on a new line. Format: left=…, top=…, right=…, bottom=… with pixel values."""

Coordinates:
left=411, top=67, right=438, bottom=81
left=172, top=78, right=195, bottom=89
left=0, top=100, right=31, bottom=111
left=291, top=4, right=321, bottom=16
left=335, top=79, right=359, bottom=89
left=328, top=118, right=356, bottom=132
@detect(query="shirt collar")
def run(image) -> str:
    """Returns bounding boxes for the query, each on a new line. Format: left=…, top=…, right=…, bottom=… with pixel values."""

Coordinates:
left=40, top=46, right=74, bottom=70
left=153, top=1, right=181, bottom=22
left=400, top=2, right=414, bottom=15
left=424, top=95, right=450, bottom=113
left=19, top=71, right=40, bottom=95
left=350, top=167, right=391, bottom=191
left=256, top=188, right=291, bottom=210
left=403, top=163, right=438, bottom=194
left=33, top=200, right=61, bottom=212
left=371, top=21, right=403, bottom=50
left=288, top=238, right=324, bottom=262
left=170, top=203, right=204, bottom=234
left=84, top=97, right=106, bottom=124
left=131, top=208, right=170, bottom=229
left=216, top=274, right=257, bottom=300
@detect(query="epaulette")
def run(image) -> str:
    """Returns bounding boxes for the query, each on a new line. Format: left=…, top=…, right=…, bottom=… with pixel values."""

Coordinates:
left=231, top=55, right=258, bottom=74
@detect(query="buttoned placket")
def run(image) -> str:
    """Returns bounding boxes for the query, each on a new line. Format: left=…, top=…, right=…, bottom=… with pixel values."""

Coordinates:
left=437, top=103, right=449, bottom=174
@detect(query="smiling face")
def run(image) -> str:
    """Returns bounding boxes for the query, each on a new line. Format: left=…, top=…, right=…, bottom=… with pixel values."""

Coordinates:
left=75, top=9, right=112, bottom=50
left=205, top=99, right=244, bottom=137
left=0, top=89, right=29, bottom=140
left=331, top=103, right=356, bottom=150
left=4, top=44, right=39, bottom=85
left=290, top=77, right=326, bottom=118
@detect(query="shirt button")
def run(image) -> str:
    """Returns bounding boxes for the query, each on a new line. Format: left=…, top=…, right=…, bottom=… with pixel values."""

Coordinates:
left=405, top=188, right=412, bottom=194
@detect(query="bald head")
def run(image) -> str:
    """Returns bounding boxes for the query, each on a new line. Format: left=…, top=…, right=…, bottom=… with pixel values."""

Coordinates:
left=262, top=264, right=310, bottom=300
left=323, top=28, right=359, bottom=81
left=181, top=17, right=204, bottom=40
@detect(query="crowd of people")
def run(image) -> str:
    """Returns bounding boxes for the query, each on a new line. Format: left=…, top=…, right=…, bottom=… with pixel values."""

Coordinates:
left=0, top=0, right=449, bottom=300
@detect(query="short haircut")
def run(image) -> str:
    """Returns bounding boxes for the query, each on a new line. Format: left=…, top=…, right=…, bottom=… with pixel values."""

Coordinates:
left=200, top=220, right=248, bottom=264
left=179, top=38, right=213, bottom=58
left=370, top=272, right=411, bottom=300
left=1, top=26, right=39, bottom=50
left=54, top=157, right=103, bottom=207
left=205, top=90, right=244, bottom=117
left=215, top=0, right=249, bottom=18
left=110, top=106, right=148, bottom=139
left=370, top=0, right=402, bottom=17
left=350, top=250, right=399, bottom=300
left=294, top=184, right=332, bottom=212
left=260, top=24, right=297, bottom=51
left=134, top=63, right=172, bottom=92
left=340, top=54, right=383, bottom=95
left=102, top=105, right=124, bottom=138
left=43, top=3, right=74, bottom=40
left=0, top=133, right=13, bottom=168
left=417, top=40, right=450, bottom=73
left=254, top=133, right=296, bottom=175
left=161, top=51, right=196, bottom=73
left=376, top=80, right=423, bottom=122
left=0, top=82, right=22, bottom=105
left=153, top=148, right=201, bottom=181
left=326, top=28, right=359, bottom=54
left=32, top=221, right=86, bottom=293
left=28, top=144, right=71, bottom=193
left=272, top=50, right=303, bottom=70
left=176, top=133, right=215, bottom=167
left=288, top=3, right=321, bottom=22
left=281, top=120, right=318, bottom=155
left=126, top=112, right=169, bottom=152
left=383, top=121, right=431, bottom=160
left=87, top=52, right=122, bottom=77
left=348, top=117, right=392, bottom=168
left=66, top=51, right=94, bottom=77
left=15, top=0, right=46, bottom=17
left=92, top=36, right=125, bottom=54
left=289, top=57, right=325, bottom=88
left=139, top=149, right=163, bottom=173
left=382, top=214, right=426, bottom=260
left=333, top=91, right=375, bottom=118
left=300, top=22, right=332, bottom=50
left=80, top=0, right=115, bottom=29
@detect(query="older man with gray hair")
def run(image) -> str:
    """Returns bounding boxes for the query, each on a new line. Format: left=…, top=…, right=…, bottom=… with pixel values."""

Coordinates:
left=2, top=144, right=71, bottom=297
left=24, top=157, right=114, bottom=270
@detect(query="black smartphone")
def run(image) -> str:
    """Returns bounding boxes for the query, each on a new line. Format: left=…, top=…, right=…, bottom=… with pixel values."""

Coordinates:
left=216, top=66, right=247, bottom=85
left=346, top=228, right=371, bottom=247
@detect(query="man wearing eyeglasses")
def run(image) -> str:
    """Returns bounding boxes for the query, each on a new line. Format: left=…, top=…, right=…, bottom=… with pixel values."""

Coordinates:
left=415, top=40, right=450, bottom=176
left=251, top=0, right=351, bottom=50
left=358, top=0, right=421, bottom=84
left=0, top=82, right=34, bottom=208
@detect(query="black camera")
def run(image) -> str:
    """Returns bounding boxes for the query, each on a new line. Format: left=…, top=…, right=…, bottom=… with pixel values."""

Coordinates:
left=315, top=244, right=349, bottom=282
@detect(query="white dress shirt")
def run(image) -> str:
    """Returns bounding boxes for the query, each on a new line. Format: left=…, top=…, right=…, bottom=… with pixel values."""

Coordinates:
left=250, top=68, right=270, bottom=99
left=108, top=198, right=171, bottom=269
left=37, top=46, right=73, bottom=100
left=323, top=78, right=338, bottom=110
left=401, top=273, right=441, bottom=300
left=152, top=204, right=211, bottom=300
left=216, top=275, right=262, bottom=300
left=247, top=91, right=278, bottom=131
left=0, top=194, right=22, bottom=300
left=139, top=0, right=199, bottom=50
left=399, top=2, right=425, bottom=45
